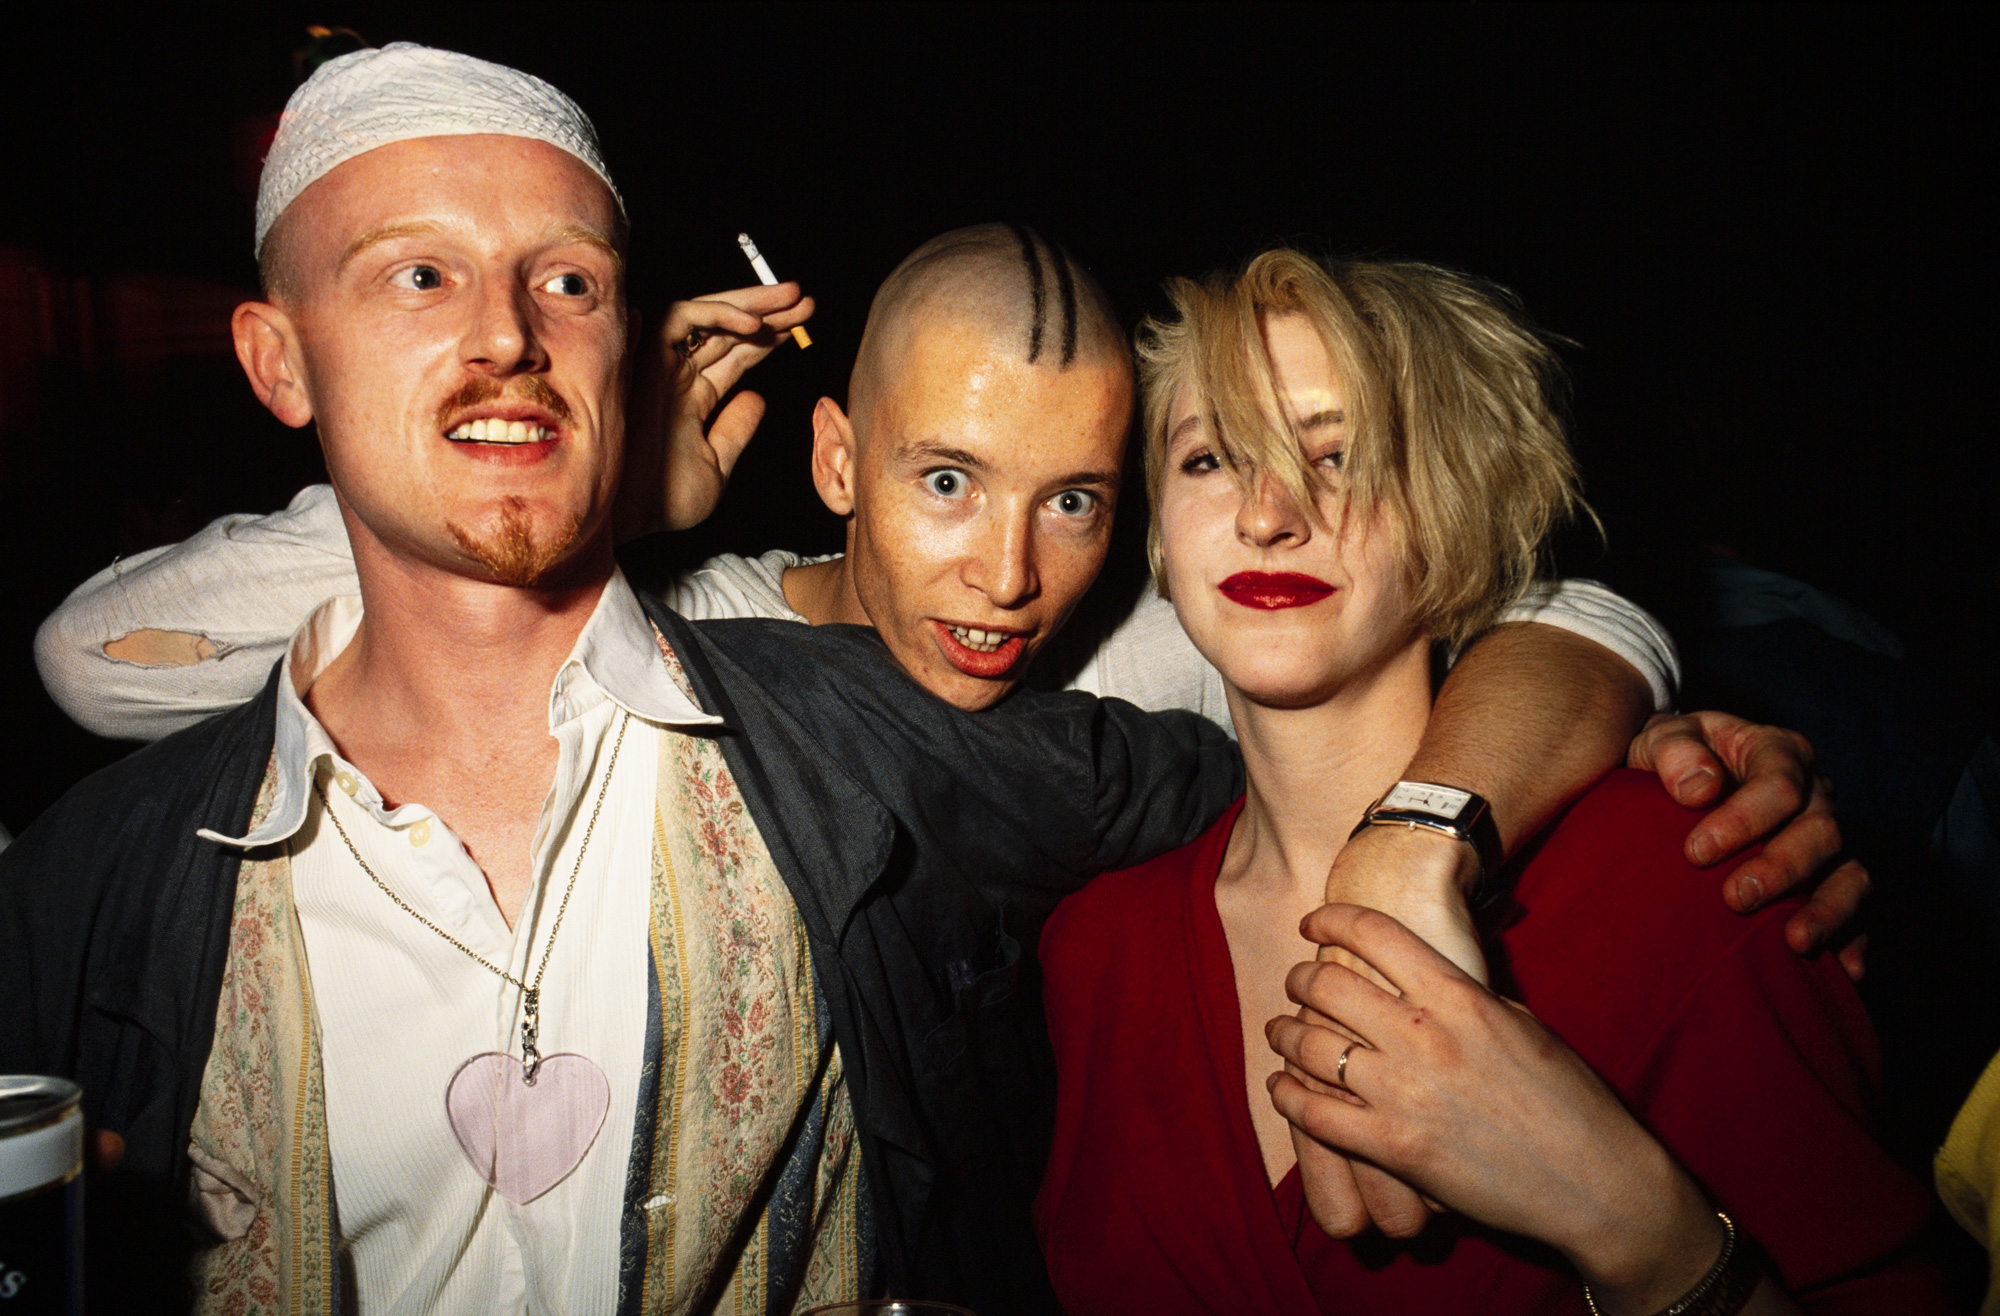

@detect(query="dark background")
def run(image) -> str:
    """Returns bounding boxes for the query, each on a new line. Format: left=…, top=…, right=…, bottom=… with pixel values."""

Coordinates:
left=1, top=5, right=1996, bottom=1288
left=1, top=2, right=1991, bottom=826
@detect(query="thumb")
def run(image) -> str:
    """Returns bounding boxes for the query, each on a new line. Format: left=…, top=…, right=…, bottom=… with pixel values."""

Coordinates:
left=704, top=391, right=768, bottom=477
left=1634, top=724, right=1726, bottom=806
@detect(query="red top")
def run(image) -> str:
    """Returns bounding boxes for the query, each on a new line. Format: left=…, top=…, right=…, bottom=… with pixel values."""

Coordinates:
left=1036, top=771, right=1950, bottom=1314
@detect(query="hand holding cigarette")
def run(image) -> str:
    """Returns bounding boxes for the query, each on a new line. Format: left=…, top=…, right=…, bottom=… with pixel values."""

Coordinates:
left=738, top=233, right=812, bottom=348
left=619, top=273, right=815, bottom=539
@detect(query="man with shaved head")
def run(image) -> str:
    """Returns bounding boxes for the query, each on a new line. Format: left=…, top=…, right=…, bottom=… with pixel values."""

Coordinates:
left=27, top=171, right=1852, bottom=1316
left=785, top=222, right=1140, bottom=707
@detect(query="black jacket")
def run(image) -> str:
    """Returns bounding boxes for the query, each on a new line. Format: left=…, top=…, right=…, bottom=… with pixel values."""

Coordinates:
left=0, top=600, right=1241, bottom=1313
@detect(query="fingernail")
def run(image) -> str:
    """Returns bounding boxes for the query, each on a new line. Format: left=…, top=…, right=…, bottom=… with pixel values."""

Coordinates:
left=1797, top=920, right=1821, bottom=951
left=1688, top=833, right=1718, bottom=866
left=1735, top=874, right=1762, bottom=909
left=1676, top=766, right=1717, bottom=799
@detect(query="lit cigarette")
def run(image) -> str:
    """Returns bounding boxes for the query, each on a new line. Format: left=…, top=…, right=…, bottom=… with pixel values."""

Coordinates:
left=737, top=232, right=812, bottom=349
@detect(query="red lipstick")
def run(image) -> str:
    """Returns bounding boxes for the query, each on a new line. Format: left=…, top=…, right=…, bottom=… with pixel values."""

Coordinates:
left=1218, top=571, right=1336, bottom=610
left=928, top=619, right=1028, bottom=679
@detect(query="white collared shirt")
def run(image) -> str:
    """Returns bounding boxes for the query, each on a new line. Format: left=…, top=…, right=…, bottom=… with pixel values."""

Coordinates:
left=202, top=569, right=719, bottom=1315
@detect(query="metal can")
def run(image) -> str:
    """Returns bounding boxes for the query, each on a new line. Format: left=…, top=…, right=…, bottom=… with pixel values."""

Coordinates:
left=0, top=1076, right=83, bottom=1316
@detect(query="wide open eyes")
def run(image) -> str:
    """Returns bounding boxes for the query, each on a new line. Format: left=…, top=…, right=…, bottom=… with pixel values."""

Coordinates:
left=391, top=264, right=445, bottom=292
left=922, top=468, right=972, bottom=499
left=541, top=271, right=589, bottom=297
left=1048, top=489, right=1098, bottom=518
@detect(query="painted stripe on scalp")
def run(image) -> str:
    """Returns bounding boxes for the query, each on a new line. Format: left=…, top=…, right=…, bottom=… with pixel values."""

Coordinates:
left=1052, top=241, right=1079, bottom=366
left=1009, top=222, right=1047, bottom=363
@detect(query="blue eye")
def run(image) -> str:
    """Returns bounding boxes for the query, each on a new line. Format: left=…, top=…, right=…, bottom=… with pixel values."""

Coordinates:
left=923, top=469, right=971, bottom=499
left=395, top=264, right=444, bottom=292
left=542, top=272, right=588, bottom=296
left=1049, top=489, right=1097, bottom=517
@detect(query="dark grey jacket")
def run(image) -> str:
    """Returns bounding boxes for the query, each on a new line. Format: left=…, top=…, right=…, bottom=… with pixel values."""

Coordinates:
left=0, top=600, right=1242, bottom=1313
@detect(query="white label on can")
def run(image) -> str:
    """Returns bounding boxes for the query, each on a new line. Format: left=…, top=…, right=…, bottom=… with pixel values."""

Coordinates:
left=0, top=1105, right=82, bottom=1200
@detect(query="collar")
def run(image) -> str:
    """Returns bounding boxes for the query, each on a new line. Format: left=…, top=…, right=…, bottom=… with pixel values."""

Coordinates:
left=199, top=567, right=720, bottom=849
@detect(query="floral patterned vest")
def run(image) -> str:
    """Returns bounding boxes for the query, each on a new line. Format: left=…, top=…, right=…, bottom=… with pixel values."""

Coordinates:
left=183, top=633, right=865, bottom=1314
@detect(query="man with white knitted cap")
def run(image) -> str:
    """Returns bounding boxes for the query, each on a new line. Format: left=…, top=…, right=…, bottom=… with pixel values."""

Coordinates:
left=0, top=42, right=875, bottom=1315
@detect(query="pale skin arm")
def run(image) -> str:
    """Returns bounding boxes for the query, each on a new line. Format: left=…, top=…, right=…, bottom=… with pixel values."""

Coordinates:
left=1297, top=622, right=1864, bottom=1238
left=1270, top=906, right=1798, bottom=1316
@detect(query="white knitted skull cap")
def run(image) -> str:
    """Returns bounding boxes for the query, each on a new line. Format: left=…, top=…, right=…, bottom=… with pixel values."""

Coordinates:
left=254, top=42, right=621, bottom=254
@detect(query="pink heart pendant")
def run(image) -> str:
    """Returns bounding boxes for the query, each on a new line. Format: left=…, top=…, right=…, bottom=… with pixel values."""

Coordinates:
left=445, top=1052, right=610, bottom=1204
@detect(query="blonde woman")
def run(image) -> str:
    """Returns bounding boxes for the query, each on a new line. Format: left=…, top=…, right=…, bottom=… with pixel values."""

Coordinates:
left=1033, top=253, right=1949, bottom=1314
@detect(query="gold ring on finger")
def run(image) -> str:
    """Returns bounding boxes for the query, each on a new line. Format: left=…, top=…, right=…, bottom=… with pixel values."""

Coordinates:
left=677, top=329, right=708, bottom=361
left=1335, top=1040, right=1358, bottom=1089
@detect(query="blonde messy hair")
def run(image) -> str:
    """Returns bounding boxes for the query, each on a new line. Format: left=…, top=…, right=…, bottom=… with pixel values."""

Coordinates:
left=1137, top=250, right=1591, bottom=651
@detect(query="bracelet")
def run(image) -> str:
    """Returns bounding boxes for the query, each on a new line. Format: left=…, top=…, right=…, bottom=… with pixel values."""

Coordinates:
left=1582, top=1210, right=1764, bottom=1316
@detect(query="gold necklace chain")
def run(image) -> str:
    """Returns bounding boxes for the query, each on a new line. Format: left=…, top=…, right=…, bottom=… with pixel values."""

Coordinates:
left=313, top=711, right=632, bottom=1082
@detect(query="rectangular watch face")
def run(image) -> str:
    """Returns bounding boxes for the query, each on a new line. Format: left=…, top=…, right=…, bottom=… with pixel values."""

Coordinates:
left=1381, top=781, right=1472, bottom=818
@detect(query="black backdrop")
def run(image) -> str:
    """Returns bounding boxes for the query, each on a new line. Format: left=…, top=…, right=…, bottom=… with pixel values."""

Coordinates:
left=0, top=3, right=1991, bottom=834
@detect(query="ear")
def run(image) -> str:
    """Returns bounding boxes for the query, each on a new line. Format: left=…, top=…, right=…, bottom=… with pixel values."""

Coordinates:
left=231, top=301, right=314, bottom=428
left=810, top=396, right=860, bottom=517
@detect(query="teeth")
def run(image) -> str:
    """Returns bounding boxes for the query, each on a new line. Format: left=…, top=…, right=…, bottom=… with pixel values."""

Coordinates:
left=947, top=625, right=1009, bottom=653
left=447, top=419, right=554, bottom=444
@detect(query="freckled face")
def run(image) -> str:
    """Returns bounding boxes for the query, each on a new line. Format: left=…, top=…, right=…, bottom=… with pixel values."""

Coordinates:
left=848, top=325, right=1132, bottom=710
left=1159, top=311, right=1425, bottom=709
left=274, top=134, right=628, bottom=585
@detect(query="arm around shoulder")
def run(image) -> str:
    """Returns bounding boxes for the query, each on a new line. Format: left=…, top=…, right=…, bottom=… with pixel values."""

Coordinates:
left=1419, top=612, right=1656, bottom=857
left=1494, top=578, right=1679, bottom=714
left=34, top=484, right=355, bottom=741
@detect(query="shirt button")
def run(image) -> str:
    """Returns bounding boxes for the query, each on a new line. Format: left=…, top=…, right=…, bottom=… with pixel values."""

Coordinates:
left=334, top=770, right=359, bottom=796
left=409, top=819, right=432, bottom=848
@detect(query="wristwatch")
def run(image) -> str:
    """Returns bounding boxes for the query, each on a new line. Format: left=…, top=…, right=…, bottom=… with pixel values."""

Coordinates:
left=1349, top=781, right=1505, bottom=897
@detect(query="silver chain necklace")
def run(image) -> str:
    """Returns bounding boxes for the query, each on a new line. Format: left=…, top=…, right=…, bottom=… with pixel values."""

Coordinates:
left=313, top=711, right=632, bottom=1085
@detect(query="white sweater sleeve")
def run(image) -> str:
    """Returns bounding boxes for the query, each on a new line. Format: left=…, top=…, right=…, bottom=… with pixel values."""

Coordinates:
left=1494, top=579, right=1679, bottom=713
left=1065, top=586, right=1236, bottom=734
left=34, top=484, right=359, bottom=741
left=1067, top=576, right=1679, bottom=735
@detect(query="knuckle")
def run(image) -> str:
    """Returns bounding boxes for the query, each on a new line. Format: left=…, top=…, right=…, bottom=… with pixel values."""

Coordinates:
left=1815, top=869, right=1868, bottom=914
left=1803, top=813, right=1842, bottom=854
left=1314, top=1192, right=1370, bottom=1238
left=1298, top=1028, right=1342, bottom=1076
left=1768, top=775, right=1805, bottom=814
left=1433, top=976, right=1485, bottom=1019
left=1350, top=907, right=1401, bottom=941
left=1379, top=1119, right=1429, bottom=1169
left=1374, top=1193, right=1431, bottom=1239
